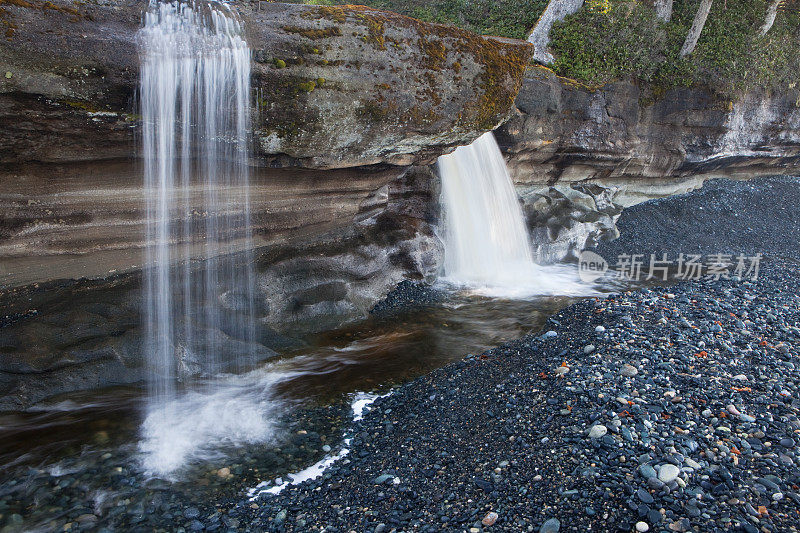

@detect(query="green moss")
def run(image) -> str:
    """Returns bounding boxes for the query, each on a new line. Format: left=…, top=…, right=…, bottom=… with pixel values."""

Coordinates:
left=297, top=80, right=317, bottom=93
left=418, top=37, right=446, bottom=70
left=273, top=59, right=287, bottom=69
left=296, top=0, right=548, bottom=40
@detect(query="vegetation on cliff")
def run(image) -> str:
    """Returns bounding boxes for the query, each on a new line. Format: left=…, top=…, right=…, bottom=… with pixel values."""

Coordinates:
left=549, top=0, right=800, bottom=98
left=293, top=0, right=799, bottom=100
left=295, top=0, right=549, bottom=40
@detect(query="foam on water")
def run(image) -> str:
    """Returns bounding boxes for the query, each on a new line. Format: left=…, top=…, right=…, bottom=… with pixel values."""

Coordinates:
left=247, top=392, right=389, bottom=498
left=138, top=367, right=296, bottom=476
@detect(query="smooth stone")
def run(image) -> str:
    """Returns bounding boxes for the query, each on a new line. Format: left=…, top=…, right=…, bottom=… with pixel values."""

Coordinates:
left=637, top=488, right=654, bottom=504
left=595, top=326, right=606, bottom=334
left=588, top=425, right=608, bottom=439
left=636, top=522, right=650, bottom=532
left=540, top=518, right=560, bottom=533
left=639, top=464, right=658, bottom=479
left=584, top=344, right=596, bottom=354
left=621, top=364, right=639, bottom=377
left=482, top=512, right=498, bottom=526
left=685, top=458, right=701, bottom=470
left=658, top=464, right=680, bottom=483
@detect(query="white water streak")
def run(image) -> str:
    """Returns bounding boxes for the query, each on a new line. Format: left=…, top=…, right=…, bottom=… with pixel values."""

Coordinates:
left=437, top=132, right=590, bottom=297
left=247, top=392, right=389, bottom=498
left=139, top=0, right=261, bottom=475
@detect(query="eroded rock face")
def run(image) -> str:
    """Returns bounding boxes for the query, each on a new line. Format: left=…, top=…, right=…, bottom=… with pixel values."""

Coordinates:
left=247, top=4, right=532, bottom=168
left=1, top=2, right=507, bottom=407
left=0, top=0, right=529, bottom=289
left=497, top=66, right=800, bottom=259
left=524, top=183, right=621, bottom=263
left=0, top=1, right=531, bottom=169
left=498, top=66, right=800, bottom=189
left=0, top=166, right=442, bottom=410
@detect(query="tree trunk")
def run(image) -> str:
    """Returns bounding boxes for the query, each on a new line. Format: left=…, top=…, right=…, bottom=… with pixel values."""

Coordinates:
left=680, top=0, right=713, bottom=57
left=758, top=0, right=781, bottom=36
left=654, top=0, right=673, bottom=22
left=527, top=0, right=585, bottom=64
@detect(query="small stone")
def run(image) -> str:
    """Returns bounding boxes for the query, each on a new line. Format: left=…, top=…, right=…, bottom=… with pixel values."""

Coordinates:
left=217, top=467, right=231, bottom=478
left=595, top=326, right=606, bottom=334
left=554, top=365, right=570, bottom=376
left=540, top=518, right=560, bottom=533
left=543, top=330, right=557, bottom=339
left=621, top=364, right=638, bottom=377
left=638, top=464, right=657, bottom=479
left=636, top=522, right=650, bottom=532
left=4, top=72, right=11, bottom=79
left=658, top=464, right=680, bottom=483
left=583, top=344, right=596, bottom=354
left=322, top=444, right=332, bottom=453
left=636, top=488, right=654, bottom=504
left=482, top=511, right=498, bottom=526
left=588, top=425, right=608, bottom=439
left=184, top=507, right=200, bottom=519
left=685, top=458, right=701, bottom=470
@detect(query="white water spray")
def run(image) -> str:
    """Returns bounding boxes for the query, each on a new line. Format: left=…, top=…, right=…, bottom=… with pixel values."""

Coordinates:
left=437, top=132, right=589, bottom=297
left=138, top=0, right=270, bottom=474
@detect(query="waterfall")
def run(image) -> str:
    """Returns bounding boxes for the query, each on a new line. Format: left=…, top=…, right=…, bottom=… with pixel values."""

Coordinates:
left=437, top=132, right=588, bottom=297
left=138, top=0, right=269, bottom=474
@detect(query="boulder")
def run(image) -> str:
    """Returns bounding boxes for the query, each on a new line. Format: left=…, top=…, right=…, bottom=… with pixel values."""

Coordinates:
left=0, top=1, right=532, bottom=168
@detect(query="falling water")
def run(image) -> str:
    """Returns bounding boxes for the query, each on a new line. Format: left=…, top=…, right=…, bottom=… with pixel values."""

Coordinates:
left=138, top=0, right=271, bottom=474
left=437, top=132, right=589, bottom=297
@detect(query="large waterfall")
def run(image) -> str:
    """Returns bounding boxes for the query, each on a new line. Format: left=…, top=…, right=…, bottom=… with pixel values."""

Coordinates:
left=437, top=132, right=587, bottom=297
left=138, top=0, right=271, bottom=474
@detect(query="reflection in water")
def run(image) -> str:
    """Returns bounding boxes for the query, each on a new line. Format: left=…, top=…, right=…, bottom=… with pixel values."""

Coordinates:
left=0, top=291, right=580, bottom=474
left=0, top=287, right=623, bottom=530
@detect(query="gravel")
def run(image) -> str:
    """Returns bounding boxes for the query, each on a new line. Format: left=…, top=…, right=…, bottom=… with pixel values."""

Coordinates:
left=230, top=256, right=800, bottom=532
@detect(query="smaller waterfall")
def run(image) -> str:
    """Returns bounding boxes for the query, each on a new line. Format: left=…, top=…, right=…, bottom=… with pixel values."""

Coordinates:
left=437, top=132, right=588, bottom=297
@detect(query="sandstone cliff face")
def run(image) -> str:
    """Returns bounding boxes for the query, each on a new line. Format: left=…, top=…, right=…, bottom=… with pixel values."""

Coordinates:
left=0, top=0, right=530, bottom=290
left=0, top=1, right=531, bottom=169
left=498, top=66, right=800, bottom=191
left=0, top=165, right=441, bottom=411
left=498, top=66, right=800, bottom=261
left=247, top=4, right=532, bottom=168
left=1, top=2, right=499, bottom=408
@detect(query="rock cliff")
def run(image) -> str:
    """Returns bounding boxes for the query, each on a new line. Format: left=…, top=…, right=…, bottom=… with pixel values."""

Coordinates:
left=498, top=66, right=800, bottom=261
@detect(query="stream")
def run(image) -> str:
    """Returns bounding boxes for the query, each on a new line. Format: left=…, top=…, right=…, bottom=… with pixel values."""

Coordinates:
left=0, top=284, right=621, bottom=531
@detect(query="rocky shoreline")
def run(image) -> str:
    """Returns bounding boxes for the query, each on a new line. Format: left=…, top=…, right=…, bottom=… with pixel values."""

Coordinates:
left=4, top=177, right=800, bottom=532
left=234, top=255, right=800, bottom=533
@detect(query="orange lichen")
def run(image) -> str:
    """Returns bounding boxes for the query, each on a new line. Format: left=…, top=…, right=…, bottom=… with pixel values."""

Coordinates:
left=1, top=0, right=89, bottom=40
